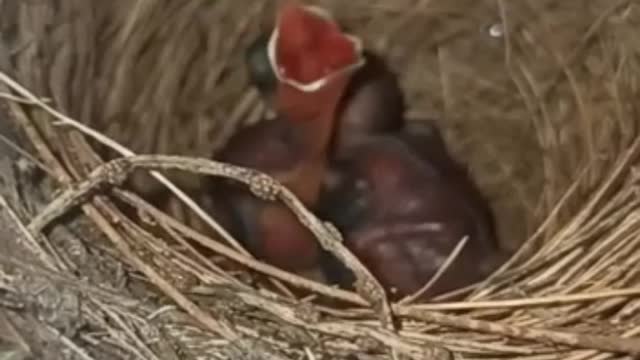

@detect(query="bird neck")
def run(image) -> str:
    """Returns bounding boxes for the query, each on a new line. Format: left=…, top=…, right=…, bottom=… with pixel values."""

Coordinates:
left=275, top=76, right=351, bottom=203
left=277, top=77, right=349, bottom=155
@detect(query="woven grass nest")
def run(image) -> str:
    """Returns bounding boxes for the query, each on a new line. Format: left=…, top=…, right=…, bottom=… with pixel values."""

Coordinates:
left=1, top=0, right=640, bottom=359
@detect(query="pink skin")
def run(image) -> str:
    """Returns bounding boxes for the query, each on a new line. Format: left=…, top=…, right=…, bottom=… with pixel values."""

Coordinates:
left=213, top=2, right=364, bottom=272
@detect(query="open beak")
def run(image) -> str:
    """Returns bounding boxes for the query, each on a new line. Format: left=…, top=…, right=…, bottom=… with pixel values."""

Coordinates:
left=266, top=5, right=365, bottom=93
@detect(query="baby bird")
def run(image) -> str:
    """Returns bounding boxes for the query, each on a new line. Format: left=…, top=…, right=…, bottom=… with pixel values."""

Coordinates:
left=317, top=123, right=505, bottom=300
left=211, top=1, right=365, bottom=276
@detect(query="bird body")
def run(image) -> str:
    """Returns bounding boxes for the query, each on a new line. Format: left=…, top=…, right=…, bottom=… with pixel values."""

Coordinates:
left=211, top=1, right=364, bottom=273
left=318, top=127, right=503, bottom=299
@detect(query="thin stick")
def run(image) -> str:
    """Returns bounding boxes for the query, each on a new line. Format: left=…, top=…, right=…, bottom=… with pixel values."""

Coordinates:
left=0, top=72, right=364, bottom=306
left=398, top=236, right=468, bottom=305
left=399, top=307, right=640, bottom=355
left=0, top=195, right=57, bottom=271
left=0, top=132, right=54, bottom=176
left=47, top=325, right=97, bottom=360
left=26, top=155, right=385, bottom=309
left=0, top=92, right=51, bottom=104
left=86, top=196, right=239, bottom=342
left=113, top=189, right=364, bottom=305
left=404, top=288, right=640, bottom=311
left=0, top=71, right=248, bottom=257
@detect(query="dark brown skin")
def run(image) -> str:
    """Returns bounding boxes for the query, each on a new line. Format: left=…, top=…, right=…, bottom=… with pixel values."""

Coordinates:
left=318, top=125, right=505, bottom=300
left=322, top=51, right=407, bottom=193
left=331, top=51, right=406, bottom=158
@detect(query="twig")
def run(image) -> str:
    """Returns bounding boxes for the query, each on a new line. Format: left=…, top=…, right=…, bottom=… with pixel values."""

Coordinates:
left=399, top=236, right=468, bottom=305
left=404, top=288, right=640, bottom=311
left=0, top=71, right=249, bottom=258
left=122, top=190, right=296, bottom=298
left=84, top=196, right=240, bottom=342
left=93, top=301, right=161, bottom=360
left=0, top=311, right=29, bottom=353
left=46, top=325, right=96, bottom=360
left=398, top=307, right=640, bottom=355
left=0, top=195, right=57, bottom=271
left=0, top=132, right=54, bottom=176
left=233, top=287, right=450, bottom=359
left=113, top=189, right=367, bottom=306
left=0, top=252, right=139, bottom=307
left=26, top=155, right=387, bottom=311
left=2, top=71, right=391, bottom=320
left=0, top=92, right=51, bottom=104
left=536, top=0, right=630, bottom=100
left=399, top=329, right=536, bottom=355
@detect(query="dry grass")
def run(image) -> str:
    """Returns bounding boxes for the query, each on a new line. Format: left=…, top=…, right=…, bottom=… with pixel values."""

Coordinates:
left=1, top=0, right=640, bottom=359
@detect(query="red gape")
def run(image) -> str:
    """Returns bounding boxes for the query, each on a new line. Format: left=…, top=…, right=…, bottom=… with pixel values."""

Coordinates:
left=275, top=2, right=358, bottom=84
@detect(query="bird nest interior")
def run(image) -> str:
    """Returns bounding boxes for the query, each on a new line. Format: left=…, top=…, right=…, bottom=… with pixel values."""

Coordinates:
left=1, top=0, right=640, bottom=359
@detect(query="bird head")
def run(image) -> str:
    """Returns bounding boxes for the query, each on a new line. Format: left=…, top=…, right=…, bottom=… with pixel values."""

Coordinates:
left=267, top=2, right=364, bottom=103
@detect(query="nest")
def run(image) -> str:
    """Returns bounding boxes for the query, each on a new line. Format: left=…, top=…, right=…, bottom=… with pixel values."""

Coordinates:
left=1, top=0, right=640, bottom=359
